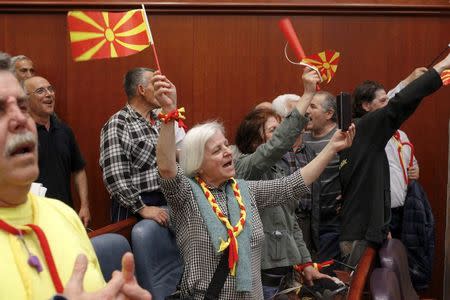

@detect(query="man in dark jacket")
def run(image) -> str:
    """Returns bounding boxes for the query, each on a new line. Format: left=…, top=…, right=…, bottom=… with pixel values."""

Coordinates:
left=339, top=53, right=450, bottom=266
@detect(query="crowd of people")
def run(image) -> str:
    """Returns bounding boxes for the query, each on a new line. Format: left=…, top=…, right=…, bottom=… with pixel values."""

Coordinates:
left=0, top=47, right=449, bottom=299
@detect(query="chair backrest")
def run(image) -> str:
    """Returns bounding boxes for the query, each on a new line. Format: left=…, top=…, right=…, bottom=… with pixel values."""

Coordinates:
left=370, top=268, right=402, bottom=300
left=91, top=233, right=132, bottom=281
left=379, top=238, right=419, bottom=300
left=132, top=220, right=183, bottom=300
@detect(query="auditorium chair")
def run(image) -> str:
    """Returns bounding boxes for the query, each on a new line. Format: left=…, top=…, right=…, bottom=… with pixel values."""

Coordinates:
left=132, top=220, right=183, bottom=300
left=379, top=238, right=419, bottom=300
left=370, top=268, right=402, bottom=300
left=91, top=233, right=132, bottom=281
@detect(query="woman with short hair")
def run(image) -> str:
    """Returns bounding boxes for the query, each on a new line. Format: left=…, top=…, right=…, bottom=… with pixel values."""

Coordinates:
left=152, top=71, right=354, bottom=299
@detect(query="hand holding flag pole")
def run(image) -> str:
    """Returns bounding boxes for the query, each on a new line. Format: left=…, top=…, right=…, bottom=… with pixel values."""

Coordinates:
left=427, top=43, right=450, bottom=86
left=141, top=4, right=161, bottom=71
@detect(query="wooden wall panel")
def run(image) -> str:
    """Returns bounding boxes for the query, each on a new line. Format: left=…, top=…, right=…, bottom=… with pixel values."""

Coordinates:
left=1, top=2, right=449, bottom=298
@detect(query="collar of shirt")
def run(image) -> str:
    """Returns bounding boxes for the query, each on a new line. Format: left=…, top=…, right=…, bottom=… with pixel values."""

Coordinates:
left=36, top=114, right=60, bottom=131
left=125, top=104, right=160, bottom=127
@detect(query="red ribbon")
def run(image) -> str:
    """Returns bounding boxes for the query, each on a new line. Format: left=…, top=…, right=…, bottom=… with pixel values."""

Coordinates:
left=0, top=220, right=64, bottom=293
left=157, top=108, right=188, bottom=131
left=393, top=131, right=415, bottom=185
left=294, top=260, right=334, bottom=272
left=227, top=229, right=239, bottom=271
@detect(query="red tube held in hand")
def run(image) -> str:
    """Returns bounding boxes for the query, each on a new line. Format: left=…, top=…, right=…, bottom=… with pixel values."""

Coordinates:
left=279, top=18, right=306, bottom=61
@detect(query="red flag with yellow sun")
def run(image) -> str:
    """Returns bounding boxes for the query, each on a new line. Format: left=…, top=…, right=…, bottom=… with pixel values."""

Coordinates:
left=442, top=69, right=450, bottom=86
left=301, top=50, right=340, bottom=84
left=67, top=9, right=150, bottom=62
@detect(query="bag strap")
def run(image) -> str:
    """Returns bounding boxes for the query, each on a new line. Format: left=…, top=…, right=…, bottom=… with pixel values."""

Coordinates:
left=204, top=247, right=230, bottom=299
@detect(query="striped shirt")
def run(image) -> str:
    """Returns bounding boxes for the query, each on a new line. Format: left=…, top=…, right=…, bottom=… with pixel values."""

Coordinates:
left=302, top=127, right=341, bottom=222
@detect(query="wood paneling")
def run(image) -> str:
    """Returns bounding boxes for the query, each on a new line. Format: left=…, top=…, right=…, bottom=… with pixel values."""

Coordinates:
left=0, top=1, right=450, bottom=14
left=1, top=2, right=449, bottom=298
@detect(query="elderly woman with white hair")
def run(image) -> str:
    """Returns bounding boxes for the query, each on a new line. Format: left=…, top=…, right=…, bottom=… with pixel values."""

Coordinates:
left=152, top=71, right=355, bottom=300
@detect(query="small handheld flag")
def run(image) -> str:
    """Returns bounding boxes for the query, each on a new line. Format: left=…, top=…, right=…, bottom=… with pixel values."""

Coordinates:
left=278, top=18, right=340, bottom=86
left=442, top=69, right=450, bottom=86
left=301, top=50, right=340, bottom=84
left=68, top=9, right=150, bottom=61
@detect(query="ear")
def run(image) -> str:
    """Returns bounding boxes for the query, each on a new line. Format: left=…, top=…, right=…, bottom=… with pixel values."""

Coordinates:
left=137, top=84, right=146, bottom=97
left=326, top=109, right=335, bottom=120
left=361, top=101, right=371, bottom=112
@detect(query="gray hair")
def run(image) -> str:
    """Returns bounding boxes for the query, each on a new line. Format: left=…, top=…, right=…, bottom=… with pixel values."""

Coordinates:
left=0, top=52, right=11, bottom=70
left=180, top=121, right=225, bottom=177
left=272, top=94, right=300, bottom=117
left=123, top=67, right=155, bottom=100
left=316, top=91, right=337, bottom=122
left=10, top=55, right=31, bottom=73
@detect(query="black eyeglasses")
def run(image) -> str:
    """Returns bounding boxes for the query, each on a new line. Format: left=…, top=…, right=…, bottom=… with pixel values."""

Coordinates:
left=32, top=86, right=55, bottom=96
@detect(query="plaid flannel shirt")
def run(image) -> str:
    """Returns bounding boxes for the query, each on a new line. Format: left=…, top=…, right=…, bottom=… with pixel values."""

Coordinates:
left=100, top=104, right=161, bottom=214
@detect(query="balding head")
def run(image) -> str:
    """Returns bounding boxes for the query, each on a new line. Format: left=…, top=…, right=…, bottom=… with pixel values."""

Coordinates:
left=23, top=76, right=55, bottom=122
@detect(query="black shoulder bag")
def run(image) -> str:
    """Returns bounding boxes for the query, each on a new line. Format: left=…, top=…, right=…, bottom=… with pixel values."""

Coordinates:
left=166, top=248, right=230, bottom=300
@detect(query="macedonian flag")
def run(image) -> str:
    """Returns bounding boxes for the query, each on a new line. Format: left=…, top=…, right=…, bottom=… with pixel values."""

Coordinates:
left=67, top=9, right=150, bottom=61
left=301, top=50, right=340, bottom=84
left=441, top=69, right=450, bottom=86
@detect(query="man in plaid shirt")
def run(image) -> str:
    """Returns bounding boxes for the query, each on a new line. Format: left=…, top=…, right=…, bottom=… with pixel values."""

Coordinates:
left=100, top=67, right=184, bottom=223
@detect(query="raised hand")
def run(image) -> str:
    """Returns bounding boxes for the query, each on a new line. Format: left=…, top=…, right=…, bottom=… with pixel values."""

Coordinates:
left=151, top=71, right=177, bottom=112
left=433, top=52, right=450, bottom=74
left=302, top=67, right=321, bottom=94
left=329, top=123, right=356, bottom=152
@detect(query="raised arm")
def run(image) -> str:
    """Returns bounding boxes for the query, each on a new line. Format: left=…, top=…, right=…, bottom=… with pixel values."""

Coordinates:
left=235, top=68, right=320, bottom=179
left=152, top=72, right=178, bottom=179
left=296, top=67, right=321, bottom=114
left=300, top=124, right=355, bottom=186
left=387, top=67, right=428, bottom=99
left=358, top=52, right=450, bottom=152
left=249, top=124, right=355, bottom=209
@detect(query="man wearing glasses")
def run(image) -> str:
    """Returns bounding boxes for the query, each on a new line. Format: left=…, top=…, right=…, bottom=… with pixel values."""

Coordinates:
left=23, top=76, right=91, bottom=227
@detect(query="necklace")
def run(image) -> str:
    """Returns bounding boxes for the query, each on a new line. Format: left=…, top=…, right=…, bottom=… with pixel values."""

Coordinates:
left=0, top=219, right=63, bottom=293
left=195, top=176, right=246, bottom=276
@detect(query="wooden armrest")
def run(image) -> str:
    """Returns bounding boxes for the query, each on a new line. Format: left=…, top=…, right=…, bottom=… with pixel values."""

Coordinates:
left=88, top=217, right=137, bottom=240
left=347, top=246, right=377, bottom=300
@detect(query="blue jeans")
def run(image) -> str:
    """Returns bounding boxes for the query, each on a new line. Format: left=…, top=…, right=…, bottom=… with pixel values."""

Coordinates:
left=263, top=285, right=279, bottom=300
